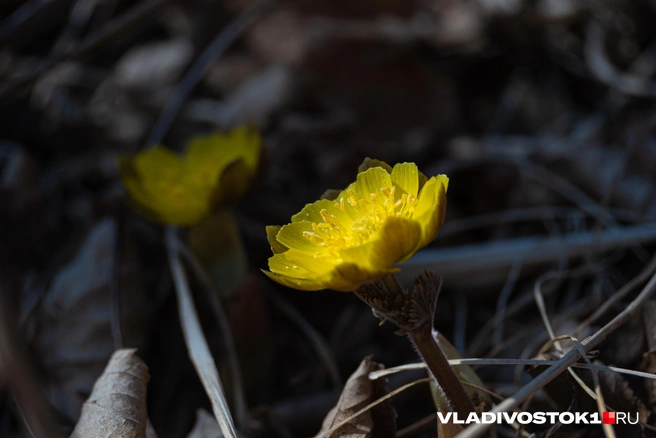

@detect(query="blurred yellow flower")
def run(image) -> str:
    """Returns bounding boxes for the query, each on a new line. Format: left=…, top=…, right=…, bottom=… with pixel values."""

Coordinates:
left=263, top=159, right=449, bottom=291
left=119, top=127, right=260, bottom=226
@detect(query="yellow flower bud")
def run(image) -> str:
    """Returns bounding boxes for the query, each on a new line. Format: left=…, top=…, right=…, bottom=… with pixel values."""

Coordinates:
left=119, top=127, right=260, bottom=226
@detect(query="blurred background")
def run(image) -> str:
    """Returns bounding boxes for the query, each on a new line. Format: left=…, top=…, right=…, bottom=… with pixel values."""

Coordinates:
left=1, top=0, right=656, bottom=437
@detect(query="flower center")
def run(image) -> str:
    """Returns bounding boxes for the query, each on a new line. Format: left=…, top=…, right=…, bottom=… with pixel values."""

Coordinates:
left=302, top=186, right=417, bottom=260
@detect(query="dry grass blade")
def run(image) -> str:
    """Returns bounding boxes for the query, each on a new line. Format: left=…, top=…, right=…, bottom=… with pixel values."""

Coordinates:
left=165, top=228, right=237, bottom=438
left=454, top=265, right=656, bottom=438
left=176, top=237, right=248, bottom=428
left=567, top=337, right=616, bottom=438
left=70, top=349, right=150, bottom=438
left=533, top=280, right=615, bottom=438
left=369, top=360, right=656, bottom=381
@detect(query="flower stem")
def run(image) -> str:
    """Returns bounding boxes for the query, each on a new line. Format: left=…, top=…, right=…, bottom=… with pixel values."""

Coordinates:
left=356, top=272, right=477, bottom=419
left=408, top=326, right=476, bottom=420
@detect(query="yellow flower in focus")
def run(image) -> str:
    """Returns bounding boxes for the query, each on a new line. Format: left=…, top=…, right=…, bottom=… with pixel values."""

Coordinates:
left=263, top=159, right=449, bottom=291
left=119, top=127, right=260, bottom=226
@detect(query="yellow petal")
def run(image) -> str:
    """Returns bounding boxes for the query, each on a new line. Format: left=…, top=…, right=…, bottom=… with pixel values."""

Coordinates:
left=417, top=170, right=428, bottom=192
left=184, top=126, right=261, bottom=204
left=184, top=136, right=233, bottom=190
left=185, top=127, right=260, bottom=179
left=351, top=167, right=393, bottom=201
left=225, top=126, right=261, bottom=171
left=292, top=199, right=354, bottom=227
left=266, top=225, right=288, bottom=254
left=261, top=269, right=329, bottom=291
left=130, top=146, right=184, bottom=176
left=276, top=221, right=329, bottom=254
left=340, top=216, right=423, bottom=269
left=120, top=147, right=211, bottom=225
left=263, top=262, right=396, bottom=292
left=268, top=249, right=335, bottom=278
left=391, top=162, right=419, bottom=198
left=292, top=199, right=332, bottom=223
left=412, top=175, right=449, bottom=247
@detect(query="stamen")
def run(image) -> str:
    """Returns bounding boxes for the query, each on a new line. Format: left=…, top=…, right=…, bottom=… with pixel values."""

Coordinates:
left=301, top=182, right=418, bottom=260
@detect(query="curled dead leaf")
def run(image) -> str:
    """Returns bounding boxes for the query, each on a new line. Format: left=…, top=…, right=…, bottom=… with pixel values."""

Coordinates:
left=70, top=349, right=150, bottom=438
left=316, top=356, right=396, bottom=438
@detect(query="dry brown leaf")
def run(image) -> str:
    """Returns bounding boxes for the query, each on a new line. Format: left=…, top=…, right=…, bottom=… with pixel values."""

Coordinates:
left=187, top=409, right=223, bottom=438
left=642, top=351, right=656, bottom=412
left=33, top=218, right=151, bottom=422
left=594, top=367, right=651, bottom=438
left=437, top=407, right=464, bottom=438
left=316, top=356, right=396, bottom=438
left=70, top=349, right=150, bottom=438
left=641, top=301, right=656, bottom=410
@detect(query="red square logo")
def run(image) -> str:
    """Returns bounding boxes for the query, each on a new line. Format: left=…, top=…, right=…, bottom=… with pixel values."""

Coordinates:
left=602, top=412, right=615, bottom=424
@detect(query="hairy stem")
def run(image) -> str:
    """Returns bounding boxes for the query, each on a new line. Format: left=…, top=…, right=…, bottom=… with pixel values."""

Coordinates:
left=409, top=326, right=476, bottom=419
left=358, top=273, right=476, bottom=418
